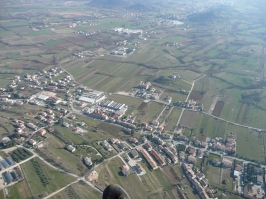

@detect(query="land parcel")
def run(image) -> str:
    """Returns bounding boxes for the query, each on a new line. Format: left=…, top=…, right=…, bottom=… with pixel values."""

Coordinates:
left=21, top=157, right=76, bottom=197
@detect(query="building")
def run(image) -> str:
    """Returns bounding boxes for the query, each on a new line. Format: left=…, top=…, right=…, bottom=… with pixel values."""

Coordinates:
left=121, top=165, right=130, bottom=176
left=28, top=139, right=37, bottom=146
left=162, top=147, right=178, bottom=163
left=222, top=158, right=233, bottom=168
left=139, top=148, right=158, bottom=170
left=151, top=149, right=166, bottom=166
left=187, top=156, right=197, bottom=164
left=111, top=138, right=120, bottom=144
left=136, top=163, right=144, bottom=174
left=84, top=157, right=93, bottom=166
left=129, top=137, right=138, bottom=144
left=130, top=150, right=139, bottom=159
left=102, top=140, right=113, bottom=151
left=38, top=129, right=46, bottom=136
left=67, top=145, right=76, bottom=153
left=144, top=143, right=152, bottom=151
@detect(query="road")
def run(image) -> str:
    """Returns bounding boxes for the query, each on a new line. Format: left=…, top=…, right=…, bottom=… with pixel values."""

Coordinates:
left=172, top=75, right=205, bottom=139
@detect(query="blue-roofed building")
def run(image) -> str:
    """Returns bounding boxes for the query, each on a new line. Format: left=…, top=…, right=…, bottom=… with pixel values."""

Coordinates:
left=0, top=163, right=5, bottom=170
left=3, top=172, right=13, bottom=184
left=5, top=157, right=14, bottom=166
left=10, top=171, right=18, bottom=181
left=1, top=160, right=9, bottom=168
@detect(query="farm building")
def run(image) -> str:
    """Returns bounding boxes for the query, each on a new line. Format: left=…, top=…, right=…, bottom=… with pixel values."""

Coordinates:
left=67, top=145, right=76, bottom=153
left=84, top=157, right=92, bottom=166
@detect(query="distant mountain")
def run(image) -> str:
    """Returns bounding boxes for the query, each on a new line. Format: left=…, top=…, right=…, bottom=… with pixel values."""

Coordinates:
left=89, top=0, right=129, bottom=7
left=127, top=3, right=151, bottom=12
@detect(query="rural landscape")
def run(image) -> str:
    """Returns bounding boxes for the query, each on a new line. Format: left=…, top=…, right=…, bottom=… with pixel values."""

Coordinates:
left=0, top=0, right=266, bottom=198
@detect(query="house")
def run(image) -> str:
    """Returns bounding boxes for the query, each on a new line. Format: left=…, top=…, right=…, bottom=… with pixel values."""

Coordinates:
left=188, top=148, right=196, bottom=156
left=129, top=137, right=138, bottom=144
left=28, top=139, right=37, bottom=146
left=111, top=138, right=120, bottom=144
left=187, top=156, right=197, bottom=164
left=84, top=157, right=93, bottom=166
left=257, top=175, right=263, bottom=185
left=38, top=129, right=46, bottom=136
left=136, top=163, right=144, bottom=174
left=144, top=143, right=152, bottom=151
left=130, top=150, right=139, bottom=159
left=102, top=140, right=113, bottom=151
left=118, top=142, right=126, bottom=150
left=121, top=165, right=130, bottom=176
left=179, top=151, right=186, bottom=161
left=197, top=149, right=204, bottom=158
left=235, top=164, right=243, bottom=172
left=211, top=158, right=221, bottom=166
left=69, top=114, right=76, bottom=119
left=222, top=158, right=233, bottom=168
left=67, top=145, right=76, bottom=153
left=151, top=120, right=159, bottom=126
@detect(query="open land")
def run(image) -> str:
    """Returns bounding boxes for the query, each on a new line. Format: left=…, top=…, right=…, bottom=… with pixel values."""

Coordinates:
left=1, top=0, right=266, bottom=199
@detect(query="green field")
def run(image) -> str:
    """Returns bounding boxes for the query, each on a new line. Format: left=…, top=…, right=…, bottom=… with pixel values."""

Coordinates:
left=7, top=180, right=32, bottom=199
left=21, top=157, right=76, bottom=196
left=95, top=157, right=149, bottom=198
left=38, top=134, right=89, bottom=175
left=136, top=101, right=165, bottom=123
left=50, top=181, right=101, bottom=199
left=164, top=107, right=182, bottom=133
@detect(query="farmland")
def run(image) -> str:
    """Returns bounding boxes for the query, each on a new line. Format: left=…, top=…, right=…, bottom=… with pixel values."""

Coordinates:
left=21, top=157, right=76, bottom=197
left=0, top=0, right=266, bottom=199
left=50, top=181, right=101, bottom=199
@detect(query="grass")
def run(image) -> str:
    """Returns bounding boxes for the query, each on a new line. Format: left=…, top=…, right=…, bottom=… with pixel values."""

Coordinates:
left=136, top=101, right=165, bottom=123
left=50, top=181, right=101, bottom=199
left=164, top=107, right=182, bottom=133
left=207, top=165, right=221, bottom=187
left=0, top=189, right=4, bottom=199
left=95, top=157, right=149, bottom=198
left=21, top=157, right=76, bottom=196
left=235, top=128, right=264, bottom=163
left=40, top=134, right=89, bottom=176
left=7, top=180, right=32, bottom=199
left=43, top=38, right=64, bottom=47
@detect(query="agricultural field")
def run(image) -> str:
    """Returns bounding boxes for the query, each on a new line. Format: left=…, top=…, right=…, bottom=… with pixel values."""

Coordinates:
left=7, top=180, right=32, bottom=199
left=135, top=101, right=165, bottom=123
left=94, top=157, right=149, bottom=198
left=179, top=110, right=198, bottom=129
left=36, top=134, right=89, bottom=176
left=164, top=107, right=182, bottom=133
left=50, top=181, right=101, bottom=199
left=21, top=157, right=76, bottom=197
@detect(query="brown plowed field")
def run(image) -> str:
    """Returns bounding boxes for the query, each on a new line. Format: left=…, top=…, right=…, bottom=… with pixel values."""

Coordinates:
left=180, top=110, right=198, bottom=129
left=189, top=90, right=204, bottom=100
left=65, top=35, right=88, bottom=44
left=76, top=69, right=98, bottom=82
left=163, top=166, right=181, bottom=184
left=212, top=101, right=224, bottom=117
left=137, top=102, right=148, bottom=111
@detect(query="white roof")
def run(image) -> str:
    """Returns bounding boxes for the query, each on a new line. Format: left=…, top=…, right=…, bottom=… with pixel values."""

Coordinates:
left=79, top=97, right=95, bottom=104
left=37, top=94, right=49, bottom=101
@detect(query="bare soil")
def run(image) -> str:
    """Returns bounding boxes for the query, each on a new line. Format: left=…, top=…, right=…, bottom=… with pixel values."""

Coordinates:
left=189, top=90, right=204, bottom=100
left=137, top=102, right=148, bottom=111
left=212, top=101, right=225, bottom=117
left=179, top=110, right=198, bottom=129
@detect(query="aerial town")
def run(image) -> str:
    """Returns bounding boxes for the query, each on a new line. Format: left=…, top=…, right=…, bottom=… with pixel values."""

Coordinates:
left=0, top=0, right=265, bottom=199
